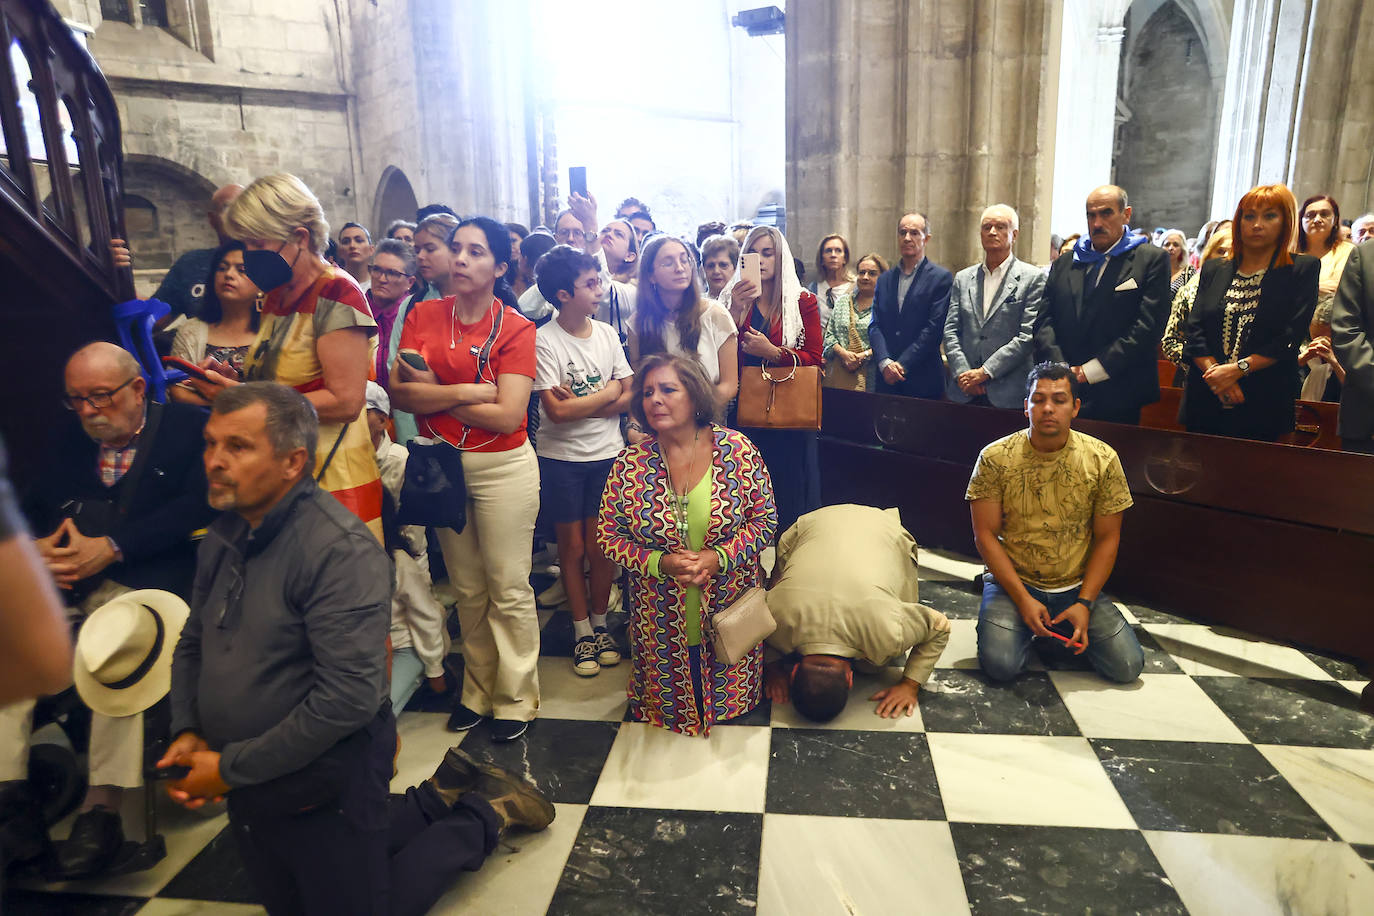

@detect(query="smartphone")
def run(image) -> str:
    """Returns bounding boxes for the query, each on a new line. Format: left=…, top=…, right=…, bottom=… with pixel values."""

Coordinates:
left=151, top=764, right=191, bottom=780
left=398, top=350, right=430, bottom=372
left=569, top=166, right=588, bottom=198
left=739, top=252, right=761, bottom=290
left=161, top=355, right=211, bottom=381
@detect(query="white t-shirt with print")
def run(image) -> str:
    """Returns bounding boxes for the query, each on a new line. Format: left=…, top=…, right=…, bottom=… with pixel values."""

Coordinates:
left=534, top=317, right=634, bottom=462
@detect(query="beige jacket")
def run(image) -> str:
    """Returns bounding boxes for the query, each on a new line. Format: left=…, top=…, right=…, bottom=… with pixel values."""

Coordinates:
left=766, top=505, right=950, bottom=684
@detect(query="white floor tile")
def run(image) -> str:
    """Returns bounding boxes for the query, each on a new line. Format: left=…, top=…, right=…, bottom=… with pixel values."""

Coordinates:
left=1113, top=600, right=1139, bottom=625
left=590, top=722, right=770, bottom=812
left=534, top=656, right=630, bottom=722
left=1144, top=831, right=1374, bottom=916
left=137, top=900, right=266, bottom=915
left=391, top=711, right=461, bottom=793
left=1257, top=745, right=1374, bottom=844
left=426, top=803, right=587, bottom=915
left=757, top=814, right=970, bottom=916
left=770, top=668, right=925, bottom=732
left=1142, top=624, right=1335, bottom=680
left=917, top=548, right=985, bottom=582
left=935, top=618, right=981, bottom=669
left=927, top=733, right=1135, bottom=828
left=1048, top=671, right=1248, bottom=742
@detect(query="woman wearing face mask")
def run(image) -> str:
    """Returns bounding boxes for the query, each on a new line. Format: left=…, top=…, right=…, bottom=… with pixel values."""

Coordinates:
left=389, top=216, right=541, bottom=743
left=718, top=226, right=823, bottom=537
left=198, top=173, right=383, bottom=539
left=628, top=236, right=739, bottom=441
left=699, top=234, right=740, bottom=300
left=169, top=240, right=261, bottom=405
left=1181, top=184, right=1319, bottom=441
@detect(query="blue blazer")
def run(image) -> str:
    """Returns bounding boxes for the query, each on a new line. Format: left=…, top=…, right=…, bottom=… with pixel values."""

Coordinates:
left=868, top=258, right=954, bottom=399
left=942, top=256, right=1046, bottom=408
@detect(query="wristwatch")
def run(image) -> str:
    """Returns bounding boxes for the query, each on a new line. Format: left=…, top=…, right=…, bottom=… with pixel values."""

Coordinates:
left=1237, top=358, right=1251, bottom=375
left=583, top=230, right=597, bottom=244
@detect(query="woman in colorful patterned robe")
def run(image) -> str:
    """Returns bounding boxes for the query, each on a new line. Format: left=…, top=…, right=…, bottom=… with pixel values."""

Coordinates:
left=597, top=354, right=776, bottom=736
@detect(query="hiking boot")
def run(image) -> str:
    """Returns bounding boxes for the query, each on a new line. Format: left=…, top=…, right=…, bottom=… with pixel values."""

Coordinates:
left=472, top=759, right=555, bottom=834
left=425, top=745, right=482, bottom=808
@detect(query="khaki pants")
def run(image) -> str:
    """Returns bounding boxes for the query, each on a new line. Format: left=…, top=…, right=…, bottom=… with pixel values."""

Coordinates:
left=435, top=442, right=541, bottom=721
left=0, top=580, right=144, bottom=788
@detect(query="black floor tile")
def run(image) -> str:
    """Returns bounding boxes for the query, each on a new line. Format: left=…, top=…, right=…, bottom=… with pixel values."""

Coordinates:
left=156, top=825, right=260, bottom=904
left=1301, top=650, right=1365, bottom=681
left=1353, top=843, right=1374, bottom=872
left=547, top=807, right=762, bottom=916
left=540, top=609, right=629, bottom=658
left=0, top=890, right=146, bottom=916
left=950, top=823, right=1186, bottom=916
left=1092, top=739, right=1336, bottom=839
left=766, top=730, right=943, bottom=820
left=919, top=670, right=1081, bottom=736
left=1123, top=601, right=1193, bottom=625
left=1192, top=677, right=1374, bottom=749
left=457, top=718, right=619, bottom=805
left=918, top=580, right=984, bottom=620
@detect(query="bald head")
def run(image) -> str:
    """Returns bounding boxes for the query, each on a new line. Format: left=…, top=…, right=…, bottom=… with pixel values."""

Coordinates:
left=64, top=343, right=146, bottom=446
left=209, top=184, right=245, bottom=240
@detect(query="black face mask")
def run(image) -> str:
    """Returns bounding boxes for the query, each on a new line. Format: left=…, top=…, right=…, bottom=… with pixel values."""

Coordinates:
left=242, top=240, right=300, bottom=292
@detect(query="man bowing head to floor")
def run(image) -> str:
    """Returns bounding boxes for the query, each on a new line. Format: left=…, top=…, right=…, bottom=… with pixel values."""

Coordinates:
left=764, top=504, right=951, bottom=722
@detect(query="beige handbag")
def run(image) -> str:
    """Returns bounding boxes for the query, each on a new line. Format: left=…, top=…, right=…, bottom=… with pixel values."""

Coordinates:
left=737, top=354, right=823, bottom=430
left=703, top=586, right=776, bottom=665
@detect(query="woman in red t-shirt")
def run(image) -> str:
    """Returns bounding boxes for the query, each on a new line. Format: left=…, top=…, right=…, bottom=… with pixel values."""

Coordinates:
left=390, top=216, right=540, bottom=742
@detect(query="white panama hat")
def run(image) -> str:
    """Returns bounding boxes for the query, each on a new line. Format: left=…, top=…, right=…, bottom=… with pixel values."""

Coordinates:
left=72, top=589, right=190, bottom=718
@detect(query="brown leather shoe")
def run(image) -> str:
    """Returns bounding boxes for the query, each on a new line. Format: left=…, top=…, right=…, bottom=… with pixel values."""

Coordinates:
left=472, top=760, right=554, bottom=834
left=424, top=746, right=483, bottom=809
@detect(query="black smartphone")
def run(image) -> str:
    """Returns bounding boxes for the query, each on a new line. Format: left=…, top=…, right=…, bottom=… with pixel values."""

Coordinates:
left=151, top=764, right=191, bottom=780
left=569, top=166, right=587, bottom=198
left=398, top=350, right=429, bottom=372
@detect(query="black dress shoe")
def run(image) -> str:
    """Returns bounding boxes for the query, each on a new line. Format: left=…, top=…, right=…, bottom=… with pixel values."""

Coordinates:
left=54, top=806, right=124, bottom=878
left=446, top=703, right=486, bottom=732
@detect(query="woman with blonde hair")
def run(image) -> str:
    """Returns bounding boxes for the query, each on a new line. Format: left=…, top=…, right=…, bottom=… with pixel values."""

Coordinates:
left=193, top=173, right=383, bottom=538
left=1161, top=229, right=1194, bottom=296
left=1181, top=184, right=1319, bottom=441
left=629, top=235, right=739, bottom=426
left=1161, top=222, right=1231, bottom=372
left=719, top=225, right=823, bottom=536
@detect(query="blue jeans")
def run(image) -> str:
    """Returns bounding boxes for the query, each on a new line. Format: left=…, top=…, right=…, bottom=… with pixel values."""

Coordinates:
left=976, top=577, right=1143, bottom=683
left=390, top=646, right=426, bottom=714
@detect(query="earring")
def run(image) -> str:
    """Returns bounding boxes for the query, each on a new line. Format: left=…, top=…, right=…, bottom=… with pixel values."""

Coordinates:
left=254, top=293, right=265, bottom=312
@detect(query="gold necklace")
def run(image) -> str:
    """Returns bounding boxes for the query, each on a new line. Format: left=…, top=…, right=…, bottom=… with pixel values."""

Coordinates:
left=663, top=427, right=702, bottom=535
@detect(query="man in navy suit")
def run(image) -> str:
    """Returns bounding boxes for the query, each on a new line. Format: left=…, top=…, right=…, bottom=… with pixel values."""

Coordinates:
left=1034, top=185, right=1170, bottom=424
left=943, top=205, right=1046, bottom=408
left=869, top=212, right=954, bottom=399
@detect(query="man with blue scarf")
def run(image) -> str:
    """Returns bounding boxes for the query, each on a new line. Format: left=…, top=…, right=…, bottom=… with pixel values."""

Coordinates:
left=1034, top=185, right=1170, bottom=423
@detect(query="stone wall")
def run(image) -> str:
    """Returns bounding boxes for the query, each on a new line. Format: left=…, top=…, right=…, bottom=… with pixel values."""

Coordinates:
left=787, top=0, right=1061, bottom=273
left=1113, top=1, right=1219, bottom=234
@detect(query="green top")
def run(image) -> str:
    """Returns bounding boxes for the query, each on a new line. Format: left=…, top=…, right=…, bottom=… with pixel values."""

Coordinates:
left=648, top=471, right=713, bottom=646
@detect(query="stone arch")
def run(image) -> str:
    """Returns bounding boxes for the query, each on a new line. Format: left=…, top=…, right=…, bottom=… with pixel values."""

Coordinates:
left=120, top=154, right=217, bottom=269
left=1112, top=0, right=1221, bottom=234
left=372, top=166, right=419, bottom=238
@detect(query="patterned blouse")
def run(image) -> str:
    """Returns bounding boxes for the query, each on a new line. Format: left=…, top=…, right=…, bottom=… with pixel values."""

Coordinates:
left=1221, top=270, right=1265, bottom=362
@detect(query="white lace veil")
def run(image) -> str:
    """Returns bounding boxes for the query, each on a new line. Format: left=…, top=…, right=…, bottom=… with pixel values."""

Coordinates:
left=717, top=225, right=805, bottom=349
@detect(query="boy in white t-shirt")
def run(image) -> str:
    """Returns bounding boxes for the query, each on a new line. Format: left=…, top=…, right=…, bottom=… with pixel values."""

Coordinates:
left=534, top=246, right=634, bottom=676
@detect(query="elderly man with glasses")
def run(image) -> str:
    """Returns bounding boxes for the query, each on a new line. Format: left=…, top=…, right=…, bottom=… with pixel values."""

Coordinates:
left=0, top=341, right=215, bottom=877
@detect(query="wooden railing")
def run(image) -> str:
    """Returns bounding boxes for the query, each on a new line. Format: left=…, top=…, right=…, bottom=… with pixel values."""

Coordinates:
left=0, top=0, right=130, bottom=485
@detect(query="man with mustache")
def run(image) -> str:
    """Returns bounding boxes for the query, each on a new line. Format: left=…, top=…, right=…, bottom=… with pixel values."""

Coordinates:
left=0, top=341, right=212, bottom=877
left=1035, top=185, right=1170, bottom=424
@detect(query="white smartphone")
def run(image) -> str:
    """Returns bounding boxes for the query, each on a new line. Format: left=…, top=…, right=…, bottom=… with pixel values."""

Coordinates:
left=739, top=252, right=761, bottom=290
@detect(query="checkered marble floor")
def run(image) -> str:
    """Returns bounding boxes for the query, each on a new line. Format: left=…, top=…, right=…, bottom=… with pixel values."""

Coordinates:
left=7, top=549, right=1374, bottom=915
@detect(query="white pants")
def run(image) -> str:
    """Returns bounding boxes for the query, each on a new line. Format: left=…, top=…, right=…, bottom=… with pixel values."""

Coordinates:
left=435, top=442, right=541, bottom=721
left=0, top=580, right=144, bottom=789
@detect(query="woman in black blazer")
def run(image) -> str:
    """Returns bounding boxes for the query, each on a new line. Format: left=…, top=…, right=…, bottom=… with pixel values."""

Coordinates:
left=1181, top=183, right=1319, bottom=442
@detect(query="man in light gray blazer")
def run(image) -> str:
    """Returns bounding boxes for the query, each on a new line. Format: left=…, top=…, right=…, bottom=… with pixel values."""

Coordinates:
left=942, top=204, right=1046, bottom=408
left=1333, top=238, right=1374, bottom=453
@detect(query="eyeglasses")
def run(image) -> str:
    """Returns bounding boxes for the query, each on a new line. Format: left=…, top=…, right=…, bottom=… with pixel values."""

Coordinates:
left=577, top=276, right=604, bottom=292
left=368, top=266, right=411, bottom=282
left=63, top=375, right=138, bottom=411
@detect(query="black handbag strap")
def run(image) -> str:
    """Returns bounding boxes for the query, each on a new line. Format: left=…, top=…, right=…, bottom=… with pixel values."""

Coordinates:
left=315, top=422, right=349, bottom=482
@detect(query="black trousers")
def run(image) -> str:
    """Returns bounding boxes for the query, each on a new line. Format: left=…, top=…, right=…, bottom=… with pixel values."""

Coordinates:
left=229, top=717, right=500, bottom=916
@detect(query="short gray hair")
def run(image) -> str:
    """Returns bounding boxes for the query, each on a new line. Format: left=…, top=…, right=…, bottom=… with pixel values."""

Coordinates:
left=980, top=204, right=1019, bottom=232
left=212, top=382, right=318, bottom=464
left=373, top=237, right=417, bottom=276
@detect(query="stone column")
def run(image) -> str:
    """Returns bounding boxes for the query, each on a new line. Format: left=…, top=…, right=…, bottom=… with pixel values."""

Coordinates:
left=1049, top=0, right=1128, bottom=238
left=787, top=0, right=1061, bottom=273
